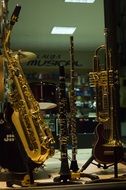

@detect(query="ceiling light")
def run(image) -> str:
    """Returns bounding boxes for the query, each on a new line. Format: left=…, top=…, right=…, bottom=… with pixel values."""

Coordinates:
left=65, top=0, right=95, bottom=3
left=51, top=26, right=76, bottom=35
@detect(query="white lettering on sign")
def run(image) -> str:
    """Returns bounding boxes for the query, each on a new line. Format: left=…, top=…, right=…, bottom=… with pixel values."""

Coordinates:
left=4, top=134, right=15, bottom=142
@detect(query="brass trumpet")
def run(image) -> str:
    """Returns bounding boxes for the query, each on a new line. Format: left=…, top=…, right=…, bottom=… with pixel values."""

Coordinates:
left=89, top=44, right=110, bottom=123
left=90, top=29, right=124, bottom=164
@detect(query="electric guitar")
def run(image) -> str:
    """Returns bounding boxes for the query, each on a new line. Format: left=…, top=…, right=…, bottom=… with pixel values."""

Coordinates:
left=93, top=122, right=124, bottom=164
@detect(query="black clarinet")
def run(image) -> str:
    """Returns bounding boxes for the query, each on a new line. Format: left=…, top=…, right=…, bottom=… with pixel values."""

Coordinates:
left=54, top=65, right=71, bottom=182
left=69, top=36, right=79, bottom=172
left=54, top=49, right=98, bottom=183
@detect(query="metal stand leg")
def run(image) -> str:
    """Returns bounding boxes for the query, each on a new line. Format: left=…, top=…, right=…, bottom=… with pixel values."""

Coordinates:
left=79, top=155, right=94, bottom=172
left=79, top=154, right=114, bottom=173
left=85, top=149, right=126, bottom=184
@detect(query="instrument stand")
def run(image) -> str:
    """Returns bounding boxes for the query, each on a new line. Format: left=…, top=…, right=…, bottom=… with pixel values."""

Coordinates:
left=54, top=171, right=99, bottom=183
left=80, top=148, right=126, bottom=184
left=53, top=156, right=99, bottom=184
left=79, top=155, right=113, bottom=172
left=0, top=171, right=31, bottom=187
left=4, top=164, right=53, bottom=187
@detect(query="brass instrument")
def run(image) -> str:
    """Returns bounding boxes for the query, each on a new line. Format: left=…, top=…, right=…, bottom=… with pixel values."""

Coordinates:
left=89, top=44, right=110, bottom=123
left=89, top=28, right=117, bottom=132
left=3, top=5, right=55, bottom=164
left=89, top=28, right=123, bottom=164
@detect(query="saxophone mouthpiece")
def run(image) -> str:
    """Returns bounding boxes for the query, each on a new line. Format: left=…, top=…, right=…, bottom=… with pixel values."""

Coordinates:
left=10, top=4, right=21, bottom=26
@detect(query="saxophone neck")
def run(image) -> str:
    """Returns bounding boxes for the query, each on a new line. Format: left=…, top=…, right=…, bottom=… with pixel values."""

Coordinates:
left=3, top=5, right=21, bottom=52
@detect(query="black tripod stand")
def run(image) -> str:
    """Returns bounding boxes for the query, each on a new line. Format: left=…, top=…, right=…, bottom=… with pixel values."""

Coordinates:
left=79, top=154, right=113, bottom=172
left=79, top=147, right=126, bottom=184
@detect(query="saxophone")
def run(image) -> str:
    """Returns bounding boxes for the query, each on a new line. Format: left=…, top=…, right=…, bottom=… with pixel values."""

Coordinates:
left=3, top=5, right=55, bottom=164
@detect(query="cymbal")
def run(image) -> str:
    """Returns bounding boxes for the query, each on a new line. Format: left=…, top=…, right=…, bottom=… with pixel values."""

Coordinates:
left=13, top=50, right=37, bottom=63
left=39, top=102, right=57, bottom=110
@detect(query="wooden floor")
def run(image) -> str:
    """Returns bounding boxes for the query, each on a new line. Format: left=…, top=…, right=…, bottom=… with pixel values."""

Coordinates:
left=0, top=148, right=126, bottom=189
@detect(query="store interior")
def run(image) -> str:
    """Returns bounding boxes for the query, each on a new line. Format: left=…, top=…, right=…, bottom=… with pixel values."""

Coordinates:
left=0, top=0, right=126, bottom=189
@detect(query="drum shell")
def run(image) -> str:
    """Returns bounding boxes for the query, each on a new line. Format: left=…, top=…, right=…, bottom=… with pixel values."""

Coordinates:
left=29, top=82, right=57, bottom=104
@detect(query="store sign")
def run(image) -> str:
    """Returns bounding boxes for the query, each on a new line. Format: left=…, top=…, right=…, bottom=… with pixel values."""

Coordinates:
left=25, top=53, right=82, bottom=67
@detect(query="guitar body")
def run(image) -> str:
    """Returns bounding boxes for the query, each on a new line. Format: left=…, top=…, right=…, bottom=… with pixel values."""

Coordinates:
left=93, top=123, right=124, bottom=164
